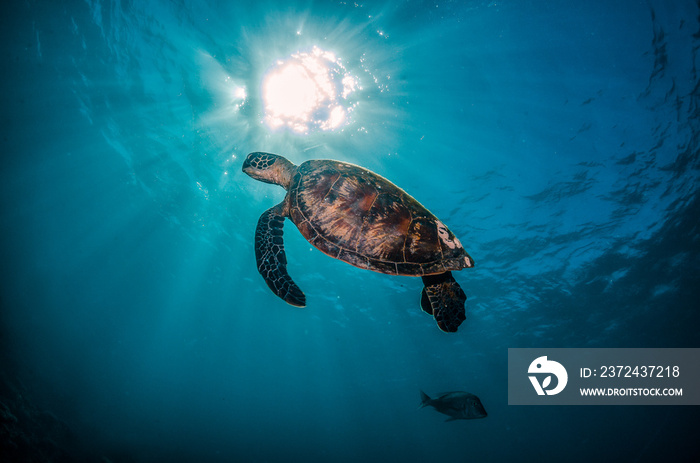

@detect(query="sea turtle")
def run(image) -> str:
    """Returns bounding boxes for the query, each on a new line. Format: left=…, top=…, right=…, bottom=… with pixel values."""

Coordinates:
left=242, top=151, right=475, bottom=332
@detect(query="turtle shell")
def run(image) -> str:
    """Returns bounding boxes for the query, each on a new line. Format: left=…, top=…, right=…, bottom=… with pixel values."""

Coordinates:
left=287, top=160, right=474, bottom=276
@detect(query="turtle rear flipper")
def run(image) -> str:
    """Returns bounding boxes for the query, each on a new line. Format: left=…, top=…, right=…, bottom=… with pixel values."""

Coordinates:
left=421, top=272, right=466, bottom=332
left=255, top=204, right=306, bottom=307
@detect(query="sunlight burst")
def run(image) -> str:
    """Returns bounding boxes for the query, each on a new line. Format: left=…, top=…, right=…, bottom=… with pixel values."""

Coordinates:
left=262, top=46, right=360, bottom=133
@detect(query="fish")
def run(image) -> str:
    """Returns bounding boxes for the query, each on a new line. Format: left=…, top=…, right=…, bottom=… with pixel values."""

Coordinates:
left=419, top=390, right=487, bottom=421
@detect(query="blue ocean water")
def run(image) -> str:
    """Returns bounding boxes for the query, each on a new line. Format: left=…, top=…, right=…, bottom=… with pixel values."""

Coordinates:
left=1, top=0, right=698, bottom=461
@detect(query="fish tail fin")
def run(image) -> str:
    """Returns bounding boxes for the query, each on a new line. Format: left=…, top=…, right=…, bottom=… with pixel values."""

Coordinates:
left=419, top=390, right=431, bottom=409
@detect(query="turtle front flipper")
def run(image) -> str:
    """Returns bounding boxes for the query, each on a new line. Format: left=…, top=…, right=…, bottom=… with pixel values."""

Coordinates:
left=420, top=272, right=466, bottom=332
left=255, top=204, right=306, bottom=307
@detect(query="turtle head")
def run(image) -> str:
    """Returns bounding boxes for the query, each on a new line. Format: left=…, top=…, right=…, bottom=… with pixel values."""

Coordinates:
left=242, top=152, right=297, bottom=189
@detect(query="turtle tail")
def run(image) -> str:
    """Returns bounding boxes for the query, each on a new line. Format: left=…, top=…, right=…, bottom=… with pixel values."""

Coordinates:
left=420, top=272, right=467, bottom=332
